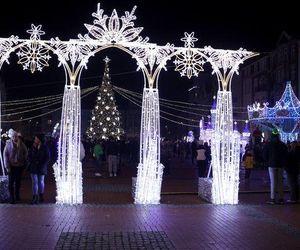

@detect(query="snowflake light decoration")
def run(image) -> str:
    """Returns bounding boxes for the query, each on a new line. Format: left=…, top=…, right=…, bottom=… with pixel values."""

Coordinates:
left=16, top=24, right=51, bottom=73
left=174, top=33, right=205, bottom=79
left=181, top=32, right=198, bottom=47
left=27, top=24, right=45, bottom=40
left=83, top=3, right=148, bottom=44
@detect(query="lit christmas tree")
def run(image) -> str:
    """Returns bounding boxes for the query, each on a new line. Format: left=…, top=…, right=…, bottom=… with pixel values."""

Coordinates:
left=86, top=57, right=124, bottom=141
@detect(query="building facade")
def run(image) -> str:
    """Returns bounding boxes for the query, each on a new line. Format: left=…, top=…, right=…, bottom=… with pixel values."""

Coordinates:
left=240, top=33, right=300, bottom=109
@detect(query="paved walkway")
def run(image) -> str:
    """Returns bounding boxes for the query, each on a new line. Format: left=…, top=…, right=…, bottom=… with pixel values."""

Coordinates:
left=0, top=159, right=299, bottom=249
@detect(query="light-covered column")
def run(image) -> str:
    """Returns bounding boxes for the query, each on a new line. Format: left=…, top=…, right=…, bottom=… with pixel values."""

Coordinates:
left=211, top=90, right=240, bottom=204
left=134, top=87, right=164, bottom=204
left=53, top=84, right=82, bottom=204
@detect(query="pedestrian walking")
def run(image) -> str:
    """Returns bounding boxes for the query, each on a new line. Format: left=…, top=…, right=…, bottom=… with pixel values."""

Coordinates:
left=263, top=129, right=287, bottom=204
left=27, top=134, right=50, bottom=204
left=285, top=141, right=299, bottom=203
left=93, top=141, right=103, bottom=177
left=3, top=129, right=28, bottom=204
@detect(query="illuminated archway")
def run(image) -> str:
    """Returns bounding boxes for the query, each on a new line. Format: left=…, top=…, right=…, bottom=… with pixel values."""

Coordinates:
left=0, top=3, right=258, bottom=205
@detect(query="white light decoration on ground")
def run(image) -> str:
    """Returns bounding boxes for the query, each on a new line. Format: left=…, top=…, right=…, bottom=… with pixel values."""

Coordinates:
left=207, top=48, right=257, bottom=204
left=0, top=3, right=257, bottom=205
left=248, top=81, right=300, bottom=143
left=134, top=88, right=163, bottom=204
left=53, top=85, right=82, bottom=204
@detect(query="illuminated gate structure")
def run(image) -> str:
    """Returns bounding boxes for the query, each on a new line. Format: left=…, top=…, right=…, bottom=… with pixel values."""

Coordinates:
left=0, top=3, right=257, bottom=204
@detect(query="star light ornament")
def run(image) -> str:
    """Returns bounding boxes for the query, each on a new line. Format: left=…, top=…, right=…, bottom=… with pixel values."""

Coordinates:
left=174, top=33, right=205, bottom=79
left=16, top=24, right=51, bottom=73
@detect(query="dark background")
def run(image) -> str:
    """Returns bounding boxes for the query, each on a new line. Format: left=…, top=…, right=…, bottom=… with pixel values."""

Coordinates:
left=0, top=0, right=298, bottom=118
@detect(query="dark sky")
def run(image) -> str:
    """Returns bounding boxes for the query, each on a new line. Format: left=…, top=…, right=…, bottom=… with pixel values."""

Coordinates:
left=0, top=0, right=298, bottom=103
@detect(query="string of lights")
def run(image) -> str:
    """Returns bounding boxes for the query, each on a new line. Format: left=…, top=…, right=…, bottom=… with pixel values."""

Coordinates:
left=2, top=87, right=98, bottom=123
left=114, top=88, right=200, bottom=127
left=114, top=86, right=248, bottom=123
left=113, top=85, right=248, bottom=110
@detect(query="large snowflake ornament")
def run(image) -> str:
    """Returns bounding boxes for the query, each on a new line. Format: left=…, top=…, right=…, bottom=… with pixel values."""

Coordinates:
left=174, top=33, right=205, bottom=79
left=17, top=42, right=51, bottom=73
left=16, top=24, right=51, bottom=73
left=83, top=3, right=148, bottom=44
left=174, top=49, right=205, bottom=78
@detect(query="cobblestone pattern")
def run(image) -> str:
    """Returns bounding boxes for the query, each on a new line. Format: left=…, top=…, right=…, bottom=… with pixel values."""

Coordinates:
left=55, top=231, right=175, bottom=250
left=84, top=183, right=131, bottom=193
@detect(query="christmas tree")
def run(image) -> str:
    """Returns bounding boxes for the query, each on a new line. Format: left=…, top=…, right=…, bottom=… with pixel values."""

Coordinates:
left=86, top=57, right=124, bottom=141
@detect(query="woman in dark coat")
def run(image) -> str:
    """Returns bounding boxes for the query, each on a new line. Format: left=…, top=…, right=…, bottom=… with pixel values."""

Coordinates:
left=28, top=134, right=50, bottom=204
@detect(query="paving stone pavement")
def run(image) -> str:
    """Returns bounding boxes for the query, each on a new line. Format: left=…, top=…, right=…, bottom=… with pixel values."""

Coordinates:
left=1, top=160, right=299, bottom=249
left=0, top=203, right=300, bottom=249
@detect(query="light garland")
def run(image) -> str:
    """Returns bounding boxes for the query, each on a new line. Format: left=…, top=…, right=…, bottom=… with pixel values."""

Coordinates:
left=1, top=87, right=97, bottom=123
left=248, top=81, right=300, bottom=143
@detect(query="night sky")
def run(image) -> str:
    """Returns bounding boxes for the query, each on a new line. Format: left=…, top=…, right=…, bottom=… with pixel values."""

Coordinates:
left=0, top=0, right=298, bottom=106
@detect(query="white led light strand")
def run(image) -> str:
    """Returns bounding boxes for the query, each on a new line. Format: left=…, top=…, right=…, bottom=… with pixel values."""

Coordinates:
left=134, top=88, right=163, bottom=204
left=53, top=85, right=82, bottom=204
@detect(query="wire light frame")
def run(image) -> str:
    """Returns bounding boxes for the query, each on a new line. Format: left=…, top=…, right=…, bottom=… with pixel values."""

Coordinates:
left=0, top=3, right=258, bottom=205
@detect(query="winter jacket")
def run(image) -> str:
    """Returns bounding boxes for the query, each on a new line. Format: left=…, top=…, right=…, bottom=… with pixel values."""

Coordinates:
left=93, top=144, right=103, bottom=160
left=3, top=139, right=28, bottom=170
left=28, top=144, right=50, bottom=175
left=196, top=145, right=207, bottom=161
left=285, top=149, right=300, bottom=174
left=263, top=140, right=287, bottom=168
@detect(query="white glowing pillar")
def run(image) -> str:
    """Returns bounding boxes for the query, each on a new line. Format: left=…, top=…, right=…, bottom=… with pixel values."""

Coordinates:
left=134, top=88, right=164, bottom=204
left=211, top=91, right=240, bottom=204
left=53, top=85, right=82, bottom=204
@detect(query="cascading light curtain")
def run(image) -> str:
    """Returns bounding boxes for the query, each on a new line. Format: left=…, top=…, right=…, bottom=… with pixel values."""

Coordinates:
left=134, top=88, right=164, bottom=204
left=53, top=85, right=82, bottom=204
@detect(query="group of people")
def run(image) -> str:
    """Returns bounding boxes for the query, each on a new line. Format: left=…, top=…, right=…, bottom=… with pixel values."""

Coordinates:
left=3, top=129, right=50, bottom=204
left=242, top=130, right=299, bottom=204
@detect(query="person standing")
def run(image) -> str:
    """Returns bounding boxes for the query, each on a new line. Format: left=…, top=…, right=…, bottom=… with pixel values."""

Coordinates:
left=285, top=141, right=299, bottom=203
left=93, top=141, right=103, bottom=177
left=263, top=130, right=287, bottom=204
left=196, top=140, right=208, bottom=177
left=106, top=137, right=119, bottom=177
left=242, top=148, right=254, bottom=179
left=28, top=134, right=50, bottom=204
left=3, top=129, right=28, bottom=204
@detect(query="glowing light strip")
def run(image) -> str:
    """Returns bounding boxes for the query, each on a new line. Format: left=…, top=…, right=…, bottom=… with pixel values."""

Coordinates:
left=211, top=91, right=240, bottom=204
left=0, top=94, right=5, bottom=177
left=134, top=88, right=163, bottom=204
left=53, top=85, right=82, bottom=204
